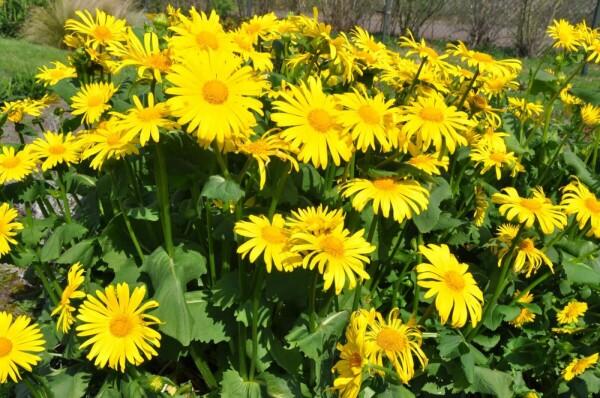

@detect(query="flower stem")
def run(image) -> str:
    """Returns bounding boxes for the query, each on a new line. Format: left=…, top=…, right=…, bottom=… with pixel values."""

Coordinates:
left=352, top=214, right=379, bottom=311
left=205, top=201, right=216, bottom=286
left=32, top=263, right=59, bottom=306
left=190, top=343, right=218, bottom=391
left=111, top=174, right=145, bottom=262
left=457, top=68, right=480, bottom=111
left=56, top=169, right=72, bottom=224
left=509, top=271, right=553, bottom=305
left=154, top=144, right=174, bottom=257
left=248, top=267, right=266, bottom=382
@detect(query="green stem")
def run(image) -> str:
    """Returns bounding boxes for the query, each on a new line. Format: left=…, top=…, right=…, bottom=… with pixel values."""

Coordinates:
left=519, top=46, right=552, bottom=142
left=33, top=263, right=59, bottom=306
left=365, top=364, right=404, bottom=384
left=111, top=174, right=145, bottom=262
left=41, top=261, right=63, bottom=298
left=457, top=67, right=480, bottom=111
left=412, top=233, right=423, bottom=316
left=190, top=344, right=218, bottom=391
left=23, top=376, right=44, bottom=398
left=56, top=169, right=72, bottom=223
left=248, top=268, right=266, bottom=381
left=308, top=270, right=319, bottom=387
left=536, top=132, right=569, bottom=186
left=404, top=56, right=427, bottom=103
left=587, top=127, right=600, bottom=168
left=268, top=172, right=289, bottom=220
left=205, top=201, right=216, bottom=286
left=213, top=144, right=231, bottom=179
left=236, top=157, right=255, bottom=186
left=155, top=144, right=174, bottom=257
left=509, top=270, right=553, bottom=305
left=418, top=300, right=436, bottom=326
left=353, top=214, right=380, bottom=311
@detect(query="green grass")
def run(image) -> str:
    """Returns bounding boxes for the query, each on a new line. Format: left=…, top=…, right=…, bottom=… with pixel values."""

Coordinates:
left=0, top=37, right=68, bottom=81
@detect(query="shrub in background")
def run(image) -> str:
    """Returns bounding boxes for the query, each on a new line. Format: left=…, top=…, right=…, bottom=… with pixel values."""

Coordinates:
left=0, top=71, right=48, bottom=101
left=22, top=0, right=145, bottom=48
left=0, top=0, right=45, bottom=37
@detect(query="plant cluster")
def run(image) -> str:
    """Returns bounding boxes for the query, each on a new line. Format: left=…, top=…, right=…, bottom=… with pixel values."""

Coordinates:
left=0, top=5, right=599, bottom=398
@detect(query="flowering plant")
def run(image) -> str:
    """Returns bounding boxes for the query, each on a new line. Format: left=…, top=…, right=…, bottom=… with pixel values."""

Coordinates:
left=0, top=7, right=599, bottom=397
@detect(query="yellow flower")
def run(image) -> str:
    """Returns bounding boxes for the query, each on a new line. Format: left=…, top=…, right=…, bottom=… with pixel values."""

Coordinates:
left=79, top=118, right=139, bottom=170
left=363, top=308, right=427, bottom=384
left=235, top=131, right=299, bottom=190
left=562, top=353, right=598, bottom=381
left=404, top=152, right=449, bottom=176
left=0, top=203, right=23, bottom=256
left=70, top=82, right=117, bottom=125
left=76, top=283, right=161, bottom=372
left=339, top=177, right=429, bottom=223
left=507, top=97, right=544, bottom=120
left=0, top=312, right=45, bottom=383
left=111, top=93, right=177, bottom=147
left=557, top=301, right=587, bottom=325
left=561, top=177, right=600, bottom=237
left=336, top=89, right=395, bottom=152
left=285, top=205, right=345, bottom=236
left=399, top=92, right=475, bottom=154
left=235, top=214, right=300, bottom=272
left=271, top=76, right=352, bottom=169
left=585, top=38, right=600, bottom=63
left=293, top=224, right=375, bottom=294
left=416, top=244, right=484, bottom=328
left=1, top=98, right=47, bottom=123
left=332, top=310, right=372, bottom=398
left=480, top=74, right=520, bottom=97
left=492, top=187, right=567, bottom=235
left=64, top=9, right=127, bottom=50
left=109, top=30, right=173, bottom=83
left=35, top=61, right=77, bottom=86
left=580, top=103, right=600, bottom=126
left=524, top=392, right=539, bottom=398
left=0, top=146, right=36, bottom=184
left=473, top=185, right=488, bottom=227
left=470, top=142, right=520, bottom=180
left=166, top=50, right=267, bottom=151
left=168, top=8, right=233, bottom=54
left=241, top=12, right=278, bottom=42
left=447, top=40, right=521, bottom=76
left=51, top=262, right=86, bottom=333
left=547, top=19, right=583, bottom=52
left=495, top=225, right=553, bottom=277
left=509, top=291, right=536, bottom=327
left=29, top=131, right=81, bottom=171
left=229, top=27, right=273, bottom=72
left=399, top=30, right=453, bottom=75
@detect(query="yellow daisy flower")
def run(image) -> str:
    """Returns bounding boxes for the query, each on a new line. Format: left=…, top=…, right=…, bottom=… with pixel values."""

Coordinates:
left=241, top=12, right=278, bottom=42
left=470, top=142, right=520, bottom=180
left=339, top=177, right=429, bottom=223
left=29, top=131, right=81, bottom=171
left=1, top=98, right=46, bottom=124
left=585, top=38, right=600, bottom=63
left=76, top=283, right=161, bottom=372
left=491, top=187, right=567, bottom=235
left=111, top=93, right=177, bottom=147
left=557, top=301, right=587, bottom=325
left=416, top=244, right=484, bottom=328
left=285, top=205, right=345, bottom=236
left=562, top=353, right=598, bottom=381
left=332, top=310, right=371, bottom=398
left=581, top=103, right=600, bottom=126
left=404, top=152, right=449, bottom=176
left=35, top=61, right=77, bottom=86
left=399, top=92, right=474, bottom=154
left=292, top=224, right=375, bottom=294
left=229, top=28, right=273, bottom=72
left=336, top=89, right=395, bottom=152
left=0, top=146, right=36, bottom=184
left=509, top=291, right=536, bottom=327
left=547, top=19, right=583, bottom=52
left=480, top=73, right=520, bottom=97
left=235, top=131, right=299, bottom=190
left=363, top=307, right=427, bottom=384
left=168, top=8, right=233, bottom=54
left=64, top=9, right=127, bottom=50
left=166, top=50, right=267, bottom=151
left=507, top=97, right=544, bottom=120
left=271, top=76, right=352, bottom=170
left=473, top=184, right=488, bottom=227
left=0, top=203, right=23, bottom=256
left=51, top=262, right=86, bottom=333
left=109, top=30, right=173, bottom=83
left=561, top=177, right=600, bottom=237
left=0, top=312, right=45, bottom=383
left=235, top=214, right=300, bottom=273
left=447, top=40, right=521, bottom=76
left=494, top=224, right=553, bottom=277
left=399, top=30, right=453, bottom=75
left=79, top=118, right=139, bottom=170
left=70, top=82, right=117, bottom=125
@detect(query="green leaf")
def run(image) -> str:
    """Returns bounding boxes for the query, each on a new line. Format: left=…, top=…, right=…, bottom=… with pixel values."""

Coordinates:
left=221, top=370, right=261, bottom=398
left=460, top=345, right=475, bottom=384
left=260, top=372, right=295, bottom=398
left=466, top=366, right=513, bottom=398
left=413, top=177, right=452, bottom=233
left=562, top=151, right=600, bottom=190
left=144, top=245, right=207, bottom=346
left=56, top=239, right=96, bottom=266
left=472, top=334, right=501, bottom=351
left=562, top=254, right=600, bottom=285
left=375, top=384, right=416, bottom=398
left=572, top=88, right=600, bottom=106
left=126, top=206, right=159, bottom=221
left=47, top=368, right=91, bottom=398
left=286, top=311, right=349, bottom=360
left=40, top=222, right=88, bottom=262
left=530, top=69, right=557, bottom=95
left=201, top=175, right=245, bottom=203
left=483, top=304, right=520, bottom=331
left=212, top=271, right=241, bottom=309
left=438, top=334, right=463, bottom=359
left=186, top=291, right=230, bottom=344
left=21, top=216, right=56, bottom=246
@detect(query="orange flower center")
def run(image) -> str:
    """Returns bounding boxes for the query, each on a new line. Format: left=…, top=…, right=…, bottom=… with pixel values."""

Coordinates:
left=0, top=337, right=12, bottom=357
left=87, top=94, right=105, bottom=108
left=110, top=314, right=134, bottom=337
left=349, top=352, right=363, bottom=368
left=520, top=198, right=542, bottom=212
left=357, top=105, right=380, bottom=125
left=245, top=23, right=262, bottom=35
left=372, top=178, right=397, bottom=191
left=307, top=108, right=334, bottom=133
left=48, top=144, right=66, bottom=155
left=261, top=225, right=287, bottom=244
left=106, top=133, right=122, bottom=147
left=489, top=152, right=506, bottom=163
left=92, top=25, right=113, bottom=42
left=585, top=198, right=600, bottom=214
left=486, top=78, right=505, bottom=90
left=443, top=270, right=465, bottom=291
left=565, top=303, right=584, bottom=318
left=517, top=239, right=535, bottom=252
left=473, top=52, right=493, bottom=63
left=137, top=106, right=161, bottom=123
left=419, top=106, right=444, bottom=123
left=2, top=156, right=20, bottom=169
left=196, top=31, right=219, bottom=50
left=242, top=139, right=270, bottom=155
left=421, top=46, right=438, bottom=59
left=319, top=235, right=345, bottom=258
left=145, top=53, right=172, bottom=72
left=376, top=328, right=407, bottom=352
left=203, top=80, right=229, bottom=105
